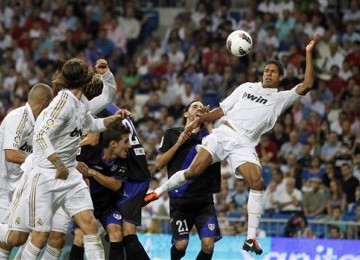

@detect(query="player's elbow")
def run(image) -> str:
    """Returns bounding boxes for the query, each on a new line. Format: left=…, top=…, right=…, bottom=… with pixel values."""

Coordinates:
left=110, top=180, right=122, bottom=192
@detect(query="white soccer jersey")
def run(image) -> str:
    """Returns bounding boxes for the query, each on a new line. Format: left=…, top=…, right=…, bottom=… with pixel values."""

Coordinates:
left=33, top=89, right=106, bottom=169
left=0, top=103, right=35, bottom=190
left=220, top=82, right=301, bottom=144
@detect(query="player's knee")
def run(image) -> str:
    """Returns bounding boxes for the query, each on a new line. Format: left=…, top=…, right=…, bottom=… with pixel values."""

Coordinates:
left=48, top=231, right=65, bottom=248
left=201, top=241, right=214, bottom=254
left=175, top=240, right=188, bottom=251
left=7, top=231, right=28, bottom=246
left=107, top=224, right=122, bottom=242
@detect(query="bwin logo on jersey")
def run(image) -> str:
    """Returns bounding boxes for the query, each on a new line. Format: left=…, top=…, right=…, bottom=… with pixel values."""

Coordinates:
left=70, top=127, right=83, bottom=137
left=242, top=92, right=268, bottom=104
left=19, top=142, right=33, bottom=153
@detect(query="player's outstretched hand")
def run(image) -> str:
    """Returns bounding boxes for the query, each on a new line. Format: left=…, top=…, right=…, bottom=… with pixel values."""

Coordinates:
left=55, top=165, right=69, bottom=180
left=115, top=108, right=131, bottom=119
left=198, top=105, right=210, bottom=115
left=95, top=59, right=109, bottom=75
left=306, top=34, right=320, bottom=53
left=184, top=118, right=201, bottom=136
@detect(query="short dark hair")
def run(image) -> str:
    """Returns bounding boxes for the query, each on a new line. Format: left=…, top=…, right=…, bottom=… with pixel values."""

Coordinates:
left=265, top=60, right=284, bottom=75
left=101, top=123, right=130, bottom=148
left=182, top=100, right=203, bottom=126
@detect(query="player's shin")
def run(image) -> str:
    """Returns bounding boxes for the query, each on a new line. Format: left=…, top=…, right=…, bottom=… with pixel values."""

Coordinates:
left=155, top=170, right=187, bottom=196
left=21, top=241, right=41, bottom=259
left=246, top=190, right=264, bottom=239
left=83, top=234, right=105, bottom=260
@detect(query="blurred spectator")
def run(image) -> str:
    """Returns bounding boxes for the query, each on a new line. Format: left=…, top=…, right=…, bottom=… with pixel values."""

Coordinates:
left=227, top=179, right=249, bottom=211
left=327, top=180, right=347, bottom=217
left=340, top=163, right=360, bottom=213
left=263, top=180, right=278, bottom=215
left=269, top=121, right=289, bottom=148
left=120, top=6, right=141, bottom=59
left=302, top=177, right=328, bottom=217
left=347, top=206, right=360, bottom=239
left=327, top=225, right=343, bottom=239
left=342, top=0, right=360, bottom=32
left=256, top=134, right=279, bottom=166
left=284, top=213, right=315, bottom=238
left=278, top=130, right=303, bottom=162
left=301, top=156, right=326, bottom=191
left=321, top=132, right=342, bottom=163
left=275, top=177, right=303, bottom=214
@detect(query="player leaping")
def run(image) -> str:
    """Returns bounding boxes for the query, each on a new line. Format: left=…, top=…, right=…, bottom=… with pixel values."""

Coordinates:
left=144, top=34, right=320, bottom=255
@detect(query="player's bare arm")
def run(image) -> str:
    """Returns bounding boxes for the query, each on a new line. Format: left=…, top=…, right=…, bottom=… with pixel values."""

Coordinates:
left=4, top=149, right=26, bottom=164
left=87, top=168, right=122, bottom=192
left=295, top=34, right=320, bottom=96
left=185, top=107, right=224, bottom=135
left=155, top=132, right=189, bottom=170
left=48, top=153, right=69, bottom=180
left=103, top=114, right=126, bottom=128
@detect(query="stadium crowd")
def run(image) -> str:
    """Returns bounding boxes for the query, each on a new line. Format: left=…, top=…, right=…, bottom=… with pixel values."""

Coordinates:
left=0, top=0, right=360, bottom=241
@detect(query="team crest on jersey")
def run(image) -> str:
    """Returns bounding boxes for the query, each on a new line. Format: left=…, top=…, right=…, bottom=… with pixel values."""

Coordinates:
left=208, top=224, right=215, bottom=231
left=37, top=218, right=44, bottom=227
left=15, top=217, right=21, bottom=225
left=13, top=135, right=21, bottom=147
left=113, top=213, right=122, bottom=220
left=46, top=118, right=55, bottom=127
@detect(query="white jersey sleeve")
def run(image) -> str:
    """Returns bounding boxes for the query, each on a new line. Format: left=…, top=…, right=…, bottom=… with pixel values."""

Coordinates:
left=273, top=86, right=302, bottom=115
left=88, top=70, right=117, bottom=115
left=2, top=111, right=27, bottom=151
left=219, top=84, right=244, bottom=115
left=82, top=96, right=107, bottom=132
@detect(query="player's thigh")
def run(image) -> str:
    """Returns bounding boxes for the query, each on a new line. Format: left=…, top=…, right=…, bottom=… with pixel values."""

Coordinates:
left=117, top=180, right=149, bottom=227
left=170, top=208, right=194, bottom=241
left=64, top=187, right=94, bottom=225
left=194, top=203, right=221, bottom=241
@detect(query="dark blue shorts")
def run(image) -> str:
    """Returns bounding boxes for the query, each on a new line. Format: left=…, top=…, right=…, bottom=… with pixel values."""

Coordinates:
left=116, top=179, right=150, bottom=226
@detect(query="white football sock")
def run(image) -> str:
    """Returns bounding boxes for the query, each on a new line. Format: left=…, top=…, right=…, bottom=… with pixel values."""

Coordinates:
left=0, top=247, right=10, bottom=260
left=247, top=189, right=264, bottom=240
left=0, top=223, right=8, bottom=243
left=155, top=170, right=187, bottom=196
left=40, top=244, right=61, bottom=259
left=21, top=241, right=41, bottom=260
left=83, top=234, right=105, bottom=260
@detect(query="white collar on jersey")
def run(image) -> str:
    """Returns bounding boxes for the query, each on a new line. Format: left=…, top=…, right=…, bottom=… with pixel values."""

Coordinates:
left=262, top=87, right=279, bottom=93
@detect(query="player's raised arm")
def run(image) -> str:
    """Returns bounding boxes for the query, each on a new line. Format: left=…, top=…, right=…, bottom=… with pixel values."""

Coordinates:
left=295, top=34, right=320, bottom=96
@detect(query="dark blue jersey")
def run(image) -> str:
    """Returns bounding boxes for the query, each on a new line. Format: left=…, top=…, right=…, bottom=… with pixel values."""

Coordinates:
left=158, top=127, right=221, bottom=199
left=98, top=105, right=151, bottom=181
left=76, top=145, right=127, bottom=214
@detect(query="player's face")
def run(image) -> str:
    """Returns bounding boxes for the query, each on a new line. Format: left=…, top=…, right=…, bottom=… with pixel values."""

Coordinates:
left=262, top=64, right=283, bottom=88
left=114, top=134, right=131, bottom=159
left=185, top=101, right=204, bottom=122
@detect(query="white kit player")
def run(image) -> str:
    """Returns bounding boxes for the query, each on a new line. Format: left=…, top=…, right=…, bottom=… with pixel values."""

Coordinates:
left=0, top=84, right=53, bottom=256
left=0, top=58, right=125, bottom=260
left=144, top=34, right=321, bottom=255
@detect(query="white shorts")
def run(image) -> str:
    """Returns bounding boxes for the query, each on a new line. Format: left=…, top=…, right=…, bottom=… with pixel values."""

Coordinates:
left=14, top=166, right=93, bottom=233
left=199, top=124, right=261, bottom=176
left=51, top=207, right=71, bottom=234
left=0, top=187, right=14, bottom=223
left=8, top=174, right=30, bottom=232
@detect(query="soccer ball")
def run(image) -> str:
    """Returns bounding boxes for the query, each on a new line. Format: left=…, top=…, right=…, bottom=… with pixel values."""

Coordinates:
left=226, top=30, right=253, bottom=57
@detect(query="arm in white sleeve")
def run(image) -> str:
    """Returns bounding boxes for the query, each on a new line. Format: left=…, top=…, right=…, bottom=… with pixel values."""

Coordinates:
left=88, top=70, right=117, bottom=115
left=84, top=110, right=107, bottom=132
